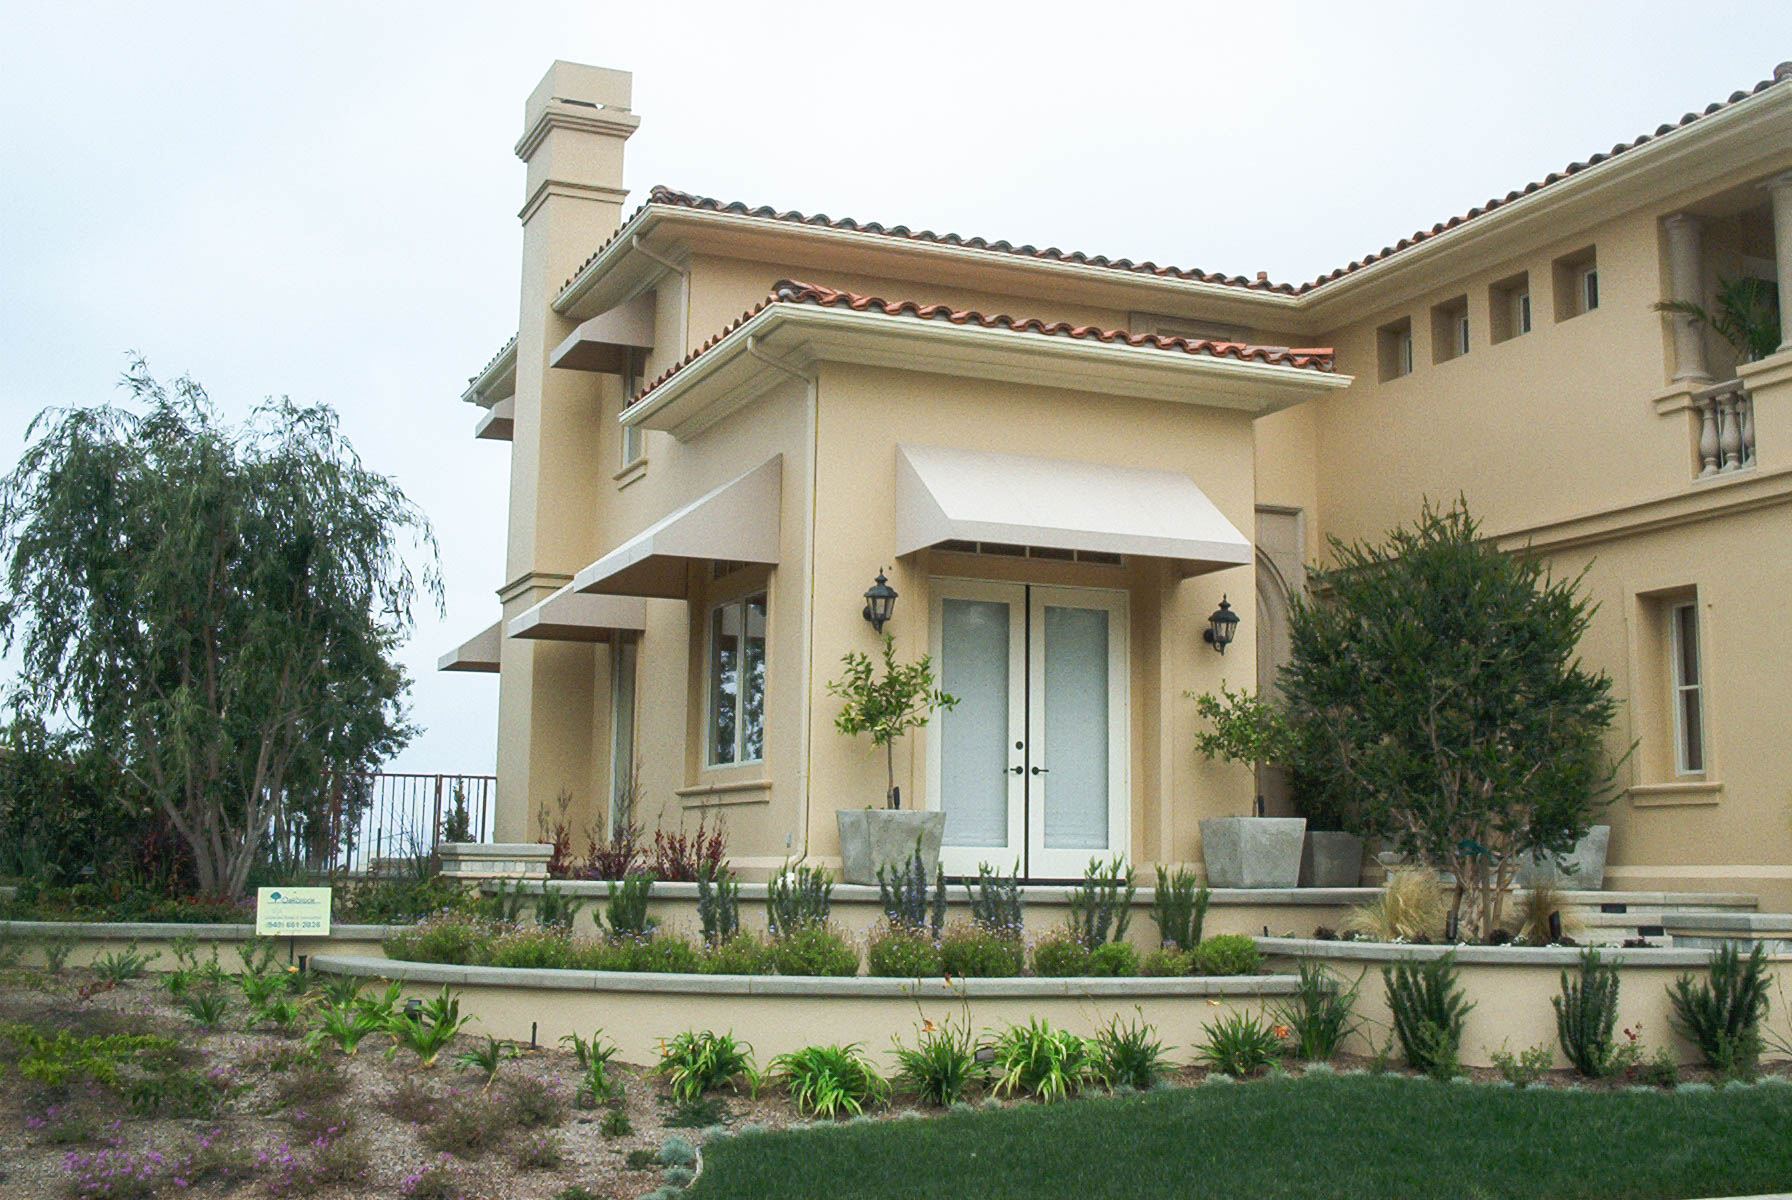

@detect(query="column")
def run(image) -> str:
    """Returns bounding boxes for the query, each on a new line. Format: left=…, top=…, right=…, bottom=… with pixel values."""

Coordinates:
left=1768, top=172, right=1792, bottom=354
left=1663, top=213, right=1711, bottom=383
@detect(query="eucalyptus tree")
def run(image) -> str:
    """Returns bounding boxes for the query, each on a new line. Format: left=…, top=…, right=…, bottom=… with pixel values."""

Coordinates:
left=0, top=359, right=440, bottom=898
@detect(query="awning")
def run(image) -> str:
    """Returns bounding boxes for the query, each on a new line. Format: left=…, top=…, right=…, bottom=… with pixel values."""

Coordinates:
left=474, top=395, right=514, bottom=441
left=508, top=583, right=648, bottom=643
left=549, top=292, right=655, bottom=374
left=895, top=444, right=1251, bottom=576
left=574, top=456, right=782, bottom=598
left=437, top=622, right=501, bottom=673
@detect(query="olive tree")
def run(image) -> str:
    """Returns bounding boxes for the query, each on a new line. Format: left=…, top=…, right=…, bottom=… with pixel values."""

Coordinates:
left=0, top=360, right=440, bottom=898
left=828, top=634, right=957, bottom=809
left=1277, top=500, right=1620, bottom=942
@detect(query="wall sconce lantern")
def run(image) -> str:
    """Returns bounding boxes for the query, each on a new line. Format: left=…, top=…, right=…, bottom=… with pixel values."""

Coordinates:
left=862, top=569, right=898, bottom=633
left=1202, top=595, right=1240, bottom=654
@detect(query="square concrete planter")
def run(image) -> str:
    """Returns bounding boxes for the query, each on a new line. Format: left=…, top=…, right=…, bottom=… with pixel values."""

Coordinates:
left=436, top=842, right=554, bottom=880
left=1199, top=817, right=1306, bottom=889
left=1515, top=825, right=1611, bottom=890
left=836, top=810, right=946, bottom=885
left=1300, top=830, right=1366, bottom=888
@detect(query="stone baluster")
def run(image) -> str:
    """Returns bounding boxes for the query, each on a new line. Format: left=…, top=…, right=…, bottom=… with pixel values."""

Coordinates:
left=1718, top=390, right=1743, bottom=472
left=1740, top=390, right=1756, bottom=468
left=1698, top=392, right=1721, bottom=477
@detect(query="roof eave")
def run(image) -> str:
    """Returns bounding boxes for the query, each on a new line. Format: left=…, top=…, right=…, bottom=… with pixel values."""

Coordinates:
left=461, top=337, right=518, bottom=408
left=622, top=303, right=1349, bottom=441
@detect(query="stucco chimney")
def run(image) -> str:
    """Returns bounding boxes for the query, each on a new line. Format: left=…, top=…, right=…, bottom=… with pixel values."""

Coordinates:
left=495, top=62, right=640, bottom=840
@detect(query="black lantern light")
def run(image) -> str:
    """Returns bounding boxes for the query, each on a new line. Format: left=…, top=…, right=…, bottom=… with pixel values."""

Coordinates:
left=1202, top=595, right=1240, bottom=654
left=862, top=568, right=898, bottom=633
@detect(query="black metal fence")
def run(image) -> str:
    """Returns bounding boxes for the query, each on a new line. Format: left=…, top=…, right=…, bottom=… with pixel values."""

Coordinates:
left=316, top=772, right=496, bottom=875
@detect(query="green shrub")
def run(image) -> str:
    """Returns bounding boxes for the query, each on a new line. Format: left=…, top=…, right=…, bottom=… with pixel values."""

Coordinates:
left=1384, top=953, right=1474, bottom=1078
left=772, top=1043, right=890, bottom=1118
left=696, top=867, right=740, bottom=946
left=387, top=986, right=473, bottom=1069
left=451, top=1035, right=514, bottom=1087
left=1139, top=948, right=1191, bottom=977
left=1669, top=942, right=1770, bottom=1076
left=964, top=862, right=1023, bottom=937
left=563, top=1030, right=621, bottom=1107
left=877, top=842, right=947, bottom=937
left=1066, top=856, right=1135, bottom=947
left=600, top=1106, right=632, bottom=1137
left=92, top=944, right=158, bottom=983
left=655, top=1030, right=758, bottom=1103
left=503, top=1075, right=566, bottom=1128
left=1092, top=1012, right=1169, bottom=1090
left=1192, top=934, right=1261, bottom=976
left=1197, top=1010, right=1282, bottom=1077
left=1554, top=947, right=1620, bottom=1077
left=766, top=864, right=833, bottom=937
left=1150, top=866, right=1209, bottom=951
left=767, top=925, right=858, bottom=977
left=1086, top=941, right=1140, bottom=977
left=1490, top=1041, right=1552, bottom=1087
left=867, top=923, right=943, bottom=977
left=938, top=924, right=1024, bottom=977
left=422, top=1092, right=510, bottom=1158
left=990, top=1018, right=1095, bottom=1102
left=383, top=916, right=494, bottom=966
left=1274, top=960, right=1360, bottom=1060
left=485, top=927, right=576, bottom=970
left=605, top=875, right=656, bottom=939
left=334, top=873, right=468, bottom=925
left=624, top=934, right=704, bottom=974
left=700, top=932, right=774, bottom=976
left=515, top=1130, right=563, bottom=1170
left=1030, top=930, right=1092, bottom=977
left=533, top=887, right=585, bottom=931
left=891, top=1013, right=981, bottom=1106
left=181, top=988, right=230, bottom=1028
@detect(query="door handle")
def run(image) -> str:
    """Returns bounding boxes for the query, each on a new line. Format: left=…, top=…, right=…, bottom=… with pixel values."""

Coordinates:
left=1006, top=765, right=1024, bottom=775
left=1030, top=766, right=1049, bottom=775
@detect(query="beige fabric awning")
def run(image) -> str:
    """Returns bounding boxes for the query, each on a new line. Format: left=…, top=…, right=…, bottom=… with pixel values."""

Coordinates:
left=437, top=622, right=501, bottom=673
left=574, top=455, right=783, bottom=598
left=507, top=584, right=648, bottom=643
left=895, top=444, right=1251, bottom=576
left=549, top=292, right=655, bottom=374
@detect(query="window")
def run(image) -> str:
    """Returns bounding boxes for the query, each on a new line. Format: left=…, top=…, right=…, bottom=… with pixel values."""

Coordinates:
left=1552, top=247, right=1598, bottom=321
left=1431, top=296, right=1469, bottom=363
left=708, top=592, right=767, bottom=765
left=1377, top=317, right=1414, bottom=381
left=619, top=352, right=644, bottom=467
left=1670, top=602, right=1704, bottom=775
left=1490, top=273, right=1531, bottom=343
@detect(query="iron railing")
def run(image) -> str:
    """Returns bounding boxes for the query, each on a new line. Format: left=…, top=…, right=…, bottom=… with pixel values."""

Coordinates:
left=309, top=772, right=496, bottom=875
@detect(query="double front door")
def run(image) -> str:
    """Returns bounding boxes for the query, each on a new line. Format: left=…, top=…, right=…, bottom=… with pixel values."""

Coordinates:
left=927, top=580, right=1129, bottom=879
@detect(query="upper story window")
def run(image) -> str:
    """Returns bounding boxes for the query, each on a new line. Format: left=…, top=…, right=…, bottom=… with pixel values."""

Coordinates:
left=1490, top=273, right=1532, bottom=343
left=708, top=591, right=767, bottom=766
left=1553, top=247, right=1599, bottom=321
left=1670, top=601, right=1705, bottom=775
left=1376, top=316, right=1414, bottom=382
left=620, top=351, right=645, bottom=468
left=1431, top=296, right=1470, bottom=363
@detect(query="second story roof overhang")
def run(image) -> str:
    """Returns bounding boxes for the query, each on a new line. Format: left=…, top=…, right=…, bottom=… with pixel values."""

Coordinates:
left=621, top=280, right=1349, bottom=442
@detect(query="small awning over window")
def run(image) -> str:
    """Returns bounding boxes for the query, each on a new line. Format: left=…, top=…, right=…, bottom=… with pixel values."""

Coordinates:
left=437, top=622, right=501, bottom=673
left=508, top=584, right=648, bottom=643
left=574, top=455, right=782, bottom=599
left=895, top=444, right=1251, bottom=577
left=548, top=292, right=656, bottom=374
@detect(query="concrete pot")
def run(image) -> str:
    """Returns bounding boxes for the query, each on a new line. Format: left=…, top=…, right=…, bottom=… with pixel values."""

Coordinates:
left=1515, top=825, right=1612, bottom=891
left=1300, top=831, right=1365, bottom=888
left=1199, top=817, right=1307, bottom=889
left=836, top=810, right=946, bottom=886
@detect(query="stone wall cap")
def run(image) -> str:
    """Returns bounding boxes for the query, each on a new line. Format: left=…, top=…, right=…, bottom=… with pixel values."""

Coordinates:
left=1256, top=935, right=1732, bottom=967
left=0, top=920, right=404, bottom=940
left=311, top=953, right=1301, bottom=998
left=437, top=842, right=555, bottom=857
left=1660, top=913, right=1792, bottom=934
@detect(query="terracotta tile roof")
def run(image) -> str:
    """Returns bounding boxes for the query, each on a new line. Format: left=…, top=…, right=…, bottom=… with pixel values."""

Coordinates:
left=467, top=333, right=517, bottom=385
left=562, top=66, right=1792, bottom=306
left=627, top=279, right=1335, bottom=408
left=1300, top=65, right=1792, bottom=292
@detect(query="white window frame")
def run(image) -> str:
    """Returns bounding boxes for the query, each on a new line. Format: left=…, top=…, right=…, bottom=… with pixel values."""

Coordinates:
left=619, top=352, right=645, bottom=468
left=1456, top=313, right=1471, bottom=357
left=706, top=590, right=767, bottom=767
left=1517, top=291, right=1532, bottom=334
left=1398, top=330, right=1414, bottom=376
left=1669, top=601, right=1705, bottom=775
left=1579, top=265, right=1600, bottom=313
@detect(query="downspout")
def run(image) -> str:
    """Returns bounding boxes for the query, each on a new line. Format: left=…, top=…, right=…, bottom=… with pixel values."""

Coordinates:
left=631, top=235, right=689, bottom=351
left=747, top=335, right=819, bottom=864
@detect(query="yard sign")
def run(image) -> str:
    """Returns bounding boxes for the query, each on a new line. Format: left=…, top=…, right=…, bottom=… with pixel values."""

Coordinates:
left=254, top=886, right=332, bottom=937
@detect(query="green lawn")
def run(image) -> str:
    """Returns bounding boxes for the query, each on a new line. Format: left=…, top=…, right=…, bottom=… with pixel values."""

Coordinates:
left=688, top=1073, right=1792, bottom=1200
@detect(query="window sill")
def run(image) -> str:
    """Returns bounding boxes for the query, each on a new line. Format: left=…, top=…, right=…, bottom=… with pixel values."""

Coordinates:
left=1629, top=780, right=1722, bottom=808
left=614, top=457, right=647, bottom=488
left=675, top=778, right=772, bottom=808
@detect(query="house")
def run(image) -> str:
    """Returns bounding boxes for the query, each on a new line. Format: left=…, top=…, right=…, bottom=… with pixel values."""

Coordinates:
left=443, top=60, right=1792, bottom=903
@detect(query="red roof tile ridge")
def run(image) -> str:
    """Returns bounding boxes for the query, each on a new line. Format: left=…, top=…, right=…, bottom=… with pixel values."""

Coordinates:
left=625, top=279, right=1335, bottom=410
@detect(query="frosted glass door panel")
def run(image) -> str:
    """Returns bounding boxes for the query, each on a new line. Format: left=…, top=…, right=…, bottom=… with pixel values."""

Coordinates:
left=1040, top=605, right=1110, bottom=850
left=938, top=597, right=1013, bottom=847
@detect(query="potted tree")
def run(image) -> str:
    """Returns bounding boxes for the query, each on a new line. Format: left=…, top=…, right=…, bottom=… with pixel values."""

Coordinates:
left=1189, top=684, right=1308, bottom=889
left=828, top=635, right=958, bottom=885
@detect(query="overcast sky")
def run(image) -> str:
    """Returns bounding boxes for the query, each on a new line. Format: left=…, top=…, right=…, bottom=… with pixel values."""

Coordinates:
left=3, top=2, right=1789, bottom=776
